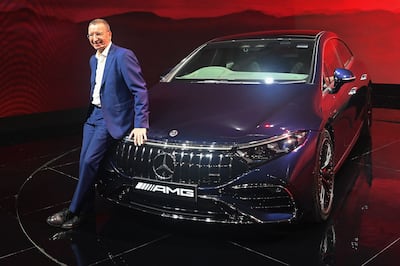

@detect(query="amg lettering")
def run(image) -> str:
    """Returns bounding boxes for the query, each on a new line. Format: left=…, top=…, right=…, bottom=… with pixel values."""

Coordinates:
left=135, top=182, right=195, bottom=198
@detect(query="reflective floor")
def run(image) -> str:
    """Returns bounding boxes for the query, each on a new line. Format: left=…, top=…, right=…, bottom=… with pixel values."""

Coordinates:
left=0, top=108, right=399, bottom=265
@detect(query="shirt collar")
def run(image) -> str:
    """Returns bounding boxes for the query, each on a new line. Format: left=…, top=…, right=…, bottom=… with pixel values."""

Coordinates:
left=96, top=42, right=112, bottom=59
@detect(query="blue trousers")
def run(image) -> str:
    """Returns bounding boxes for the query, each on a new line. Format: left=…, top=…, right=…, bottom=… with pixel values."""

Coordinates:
left=69, top=107, right=114, bottom=214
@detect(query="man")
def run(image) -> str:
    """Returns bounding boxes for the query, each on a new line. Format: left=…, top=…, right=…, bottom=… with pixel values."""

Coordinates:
left=47, top=18, right=149, bottom=229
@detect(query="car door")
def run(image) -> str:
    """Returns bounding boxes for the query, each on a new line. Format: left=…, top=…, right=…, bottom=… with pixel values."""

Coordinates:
left=335, top=40, right=369, bottom=139
left=321, top=38, right=359, bottom=165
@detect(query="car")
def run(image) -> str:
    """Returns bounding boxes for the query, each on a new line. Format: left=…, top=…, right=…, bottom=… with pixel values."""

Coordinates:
left=97, top=30, right=372, bottom=224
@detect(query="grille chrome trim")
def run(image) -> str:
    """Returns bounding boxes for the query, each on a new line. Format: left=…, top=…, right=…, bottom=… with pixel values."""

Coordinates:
left=125, top=138, right=233, bottom=151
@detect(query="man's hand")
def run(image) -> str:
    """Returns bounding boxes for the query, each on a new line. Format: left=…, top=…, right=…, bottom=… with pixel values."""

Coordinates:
left=128, top=128, right=147, bottom=146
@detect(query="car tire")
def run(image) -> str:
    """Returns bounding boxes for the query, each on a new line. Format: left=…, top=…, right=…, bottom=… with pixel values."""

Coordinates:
left=312, top=129, right=335, bottom=222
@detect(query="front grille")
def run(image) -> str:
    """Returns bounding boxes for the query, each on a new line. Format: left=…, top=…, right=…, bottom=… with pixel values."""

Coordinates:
left=107, top=139, right=249, bottom=187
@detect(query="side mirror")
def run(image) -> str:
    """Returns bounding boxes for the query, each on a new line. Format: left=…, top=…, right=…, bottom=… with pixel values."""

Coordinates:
left=330, top=68, right=356, bottom=93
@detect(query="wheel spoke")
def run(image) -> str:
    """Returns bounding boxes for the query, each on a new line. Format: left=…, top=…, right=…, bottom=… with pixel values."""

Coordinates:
left=321, top=143, right=332, bottom=169
left=319, top=185, right=326, bottom=205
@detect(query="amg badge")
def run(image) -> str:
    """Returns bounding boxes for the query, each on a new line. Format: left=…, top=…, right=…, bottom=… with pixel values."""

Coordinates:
left=135, top=181, right=196, bottom=200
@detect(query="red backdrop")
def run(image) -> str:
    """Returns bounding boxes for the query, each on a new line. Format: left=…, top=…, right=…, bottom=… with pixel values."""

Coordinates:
left=1, top=1, right=399, bottom=118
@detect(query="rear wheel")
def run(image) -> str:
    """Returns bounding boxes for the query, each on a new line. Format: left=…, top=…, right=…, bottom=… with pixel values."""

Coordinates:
left=313, top=129, right=335, bottom=222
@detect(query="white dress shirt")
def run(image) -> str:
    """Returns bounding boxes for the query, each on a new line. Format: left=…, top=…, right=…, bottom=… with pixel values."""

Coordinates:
left=92, top=42, right=112, bottom=107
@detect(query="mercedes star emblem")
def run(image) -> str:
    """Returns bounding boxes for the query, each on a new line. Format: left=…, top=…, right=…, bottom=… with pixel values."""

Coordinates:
left=169, top=129, right=178, bottom=137
left=152, top=153, right=175, bottom=180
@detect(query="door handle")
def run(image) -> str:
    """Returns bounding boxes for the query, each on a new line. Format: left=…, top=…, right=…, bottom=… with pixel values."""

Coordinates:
left=348, top=87, right=358, bottom=95
left=360, top=74, right=368, bottom=81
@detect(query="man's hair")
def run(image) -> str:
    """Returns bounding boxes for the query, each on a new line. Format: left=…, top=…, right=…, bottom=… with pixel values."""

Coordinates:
left=89, top=18, right=111, bottom=31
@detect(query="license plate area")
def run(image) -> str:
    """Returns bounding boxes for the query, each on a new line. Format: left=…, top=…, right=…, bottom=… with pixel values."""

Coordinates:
left=132, top=177, right=198, bottom=202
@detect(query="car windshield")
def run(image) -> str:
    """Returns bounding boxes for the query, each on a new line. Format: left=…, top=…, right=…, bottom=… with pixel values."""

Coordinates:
left=171, top=38, right=315, bottom=84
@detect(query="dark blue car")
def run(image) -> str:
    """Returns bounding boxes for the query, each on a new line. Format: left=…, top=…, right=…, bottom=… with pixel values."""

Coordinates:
left=98, top=30, right=372, bottom=224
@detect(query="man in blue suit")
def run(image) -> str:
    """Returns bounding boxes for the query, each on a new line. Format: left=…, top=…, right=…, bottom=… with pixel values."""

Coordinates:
left=47, top=18, right=149, bottom=229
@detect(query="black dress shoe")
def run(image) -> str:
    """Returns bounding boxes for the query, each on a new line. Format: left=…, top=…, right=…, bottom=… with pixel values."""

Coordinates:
left=61, top=214, right=86, bottom=229
left=47, top=208, right=73, bottom=228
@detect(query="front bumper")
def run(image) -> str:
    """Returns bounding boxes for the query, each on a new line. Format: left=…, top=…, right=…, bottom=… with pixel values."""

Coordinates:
left=97, top=176, right=298, bottom=224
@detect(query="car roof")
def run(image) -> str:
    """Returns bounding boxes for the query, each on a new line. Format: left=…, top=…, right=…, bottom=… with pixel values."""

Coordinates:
left=210, top=30, right=333, bottom=42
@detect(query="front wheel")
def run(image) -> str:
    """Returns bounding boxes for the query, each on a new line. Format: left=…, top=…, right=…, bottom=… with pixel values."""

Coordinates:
left=312, top=129, right=335, bottom=222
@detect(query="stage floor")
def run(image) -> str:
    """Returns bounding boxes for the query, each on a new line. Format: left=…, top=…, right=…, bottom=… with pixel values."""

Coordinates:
left=0, top=108, right=399, bottom=265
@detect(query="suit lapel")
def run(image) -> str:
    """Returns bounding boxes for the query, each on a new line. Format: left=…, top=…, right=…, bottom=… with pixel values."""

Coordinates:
left=101, top=44, right=116, bottom=88
left=89, top=55, right=97, bottom=97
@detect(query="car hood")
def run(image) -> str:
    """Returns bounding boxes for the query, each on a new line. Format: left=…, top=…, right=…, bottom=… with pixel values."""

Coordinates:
left=147, top=82, right=321, bottom=143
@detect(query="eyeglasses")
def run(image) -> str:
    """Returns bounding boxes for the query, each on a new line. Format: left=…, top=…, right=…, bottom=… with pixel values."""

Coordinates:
left=87, top=32, right=105, bottom=39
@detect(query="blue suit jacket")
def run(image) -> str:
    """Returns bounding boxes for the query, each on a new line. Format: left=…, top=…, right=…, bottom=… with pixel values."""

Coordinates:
left=89, top=44, right=149, bottom=139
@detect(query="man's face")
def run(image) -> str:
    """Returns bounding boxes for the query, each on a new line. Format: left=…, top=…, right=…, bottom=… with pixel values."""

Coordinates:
left=87, top=23, right=112, bottom=52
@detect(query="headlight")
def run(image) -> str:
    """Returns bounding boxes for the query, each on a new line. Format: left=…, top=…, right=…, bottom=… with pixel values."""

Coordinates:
left=235, top=130, right=309, bottom=166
